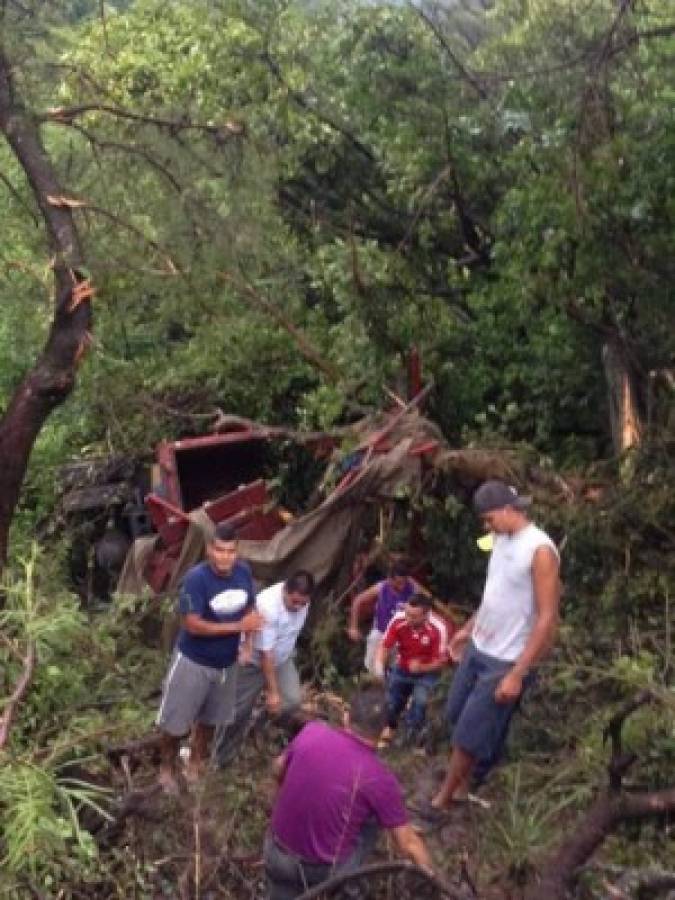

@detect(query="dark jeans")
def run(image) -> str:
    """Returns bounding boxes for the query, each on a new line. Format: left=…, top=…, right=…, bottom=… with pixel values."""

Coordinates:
left=386, top=666, right=439, bottom=731
left=264, top=820, right=378, bottom=900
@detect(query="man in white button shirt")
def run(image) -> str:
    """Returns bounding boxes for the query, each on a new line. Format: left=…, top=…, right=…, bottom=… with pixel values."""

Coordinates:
left=215, top=570, right=315, bottom=766
left=429, top=481, right=560, bottom=813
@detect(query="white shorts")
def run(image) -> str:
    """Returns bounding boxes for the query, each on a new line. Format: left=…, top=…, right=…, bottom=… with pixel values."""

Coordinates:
left=364, top=628, right=384, bottom=674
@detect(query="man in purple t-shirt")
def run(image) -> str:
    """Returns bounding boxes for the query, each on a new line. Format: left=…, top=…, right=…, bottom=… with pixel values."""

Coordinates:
left=347, top=562, right=429, bottom=674
left=264, top=685, right=434, bottom=899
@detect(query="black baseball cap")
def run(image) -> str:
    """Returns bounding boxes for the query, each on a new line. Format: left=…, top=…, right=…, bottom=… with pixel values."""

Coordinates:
left=473, top=480, right=531, bottom=515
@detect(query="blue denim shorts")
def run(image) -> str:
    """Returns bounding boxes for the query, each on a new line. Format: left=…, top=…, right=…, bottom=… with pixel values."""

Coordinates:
left=446, top=641, right=532, bottom=763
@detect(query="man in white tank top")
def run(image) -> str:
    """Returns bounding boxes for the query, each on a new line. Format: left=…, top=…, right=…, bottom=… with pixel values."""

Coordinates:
left=429, top=480, right=560, bottom=813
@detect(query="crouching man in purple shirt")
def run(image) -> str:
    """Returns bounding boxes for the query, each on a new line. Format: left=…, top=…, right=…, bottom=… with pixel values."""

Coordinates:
left=264, top=684, right=435, bottom=899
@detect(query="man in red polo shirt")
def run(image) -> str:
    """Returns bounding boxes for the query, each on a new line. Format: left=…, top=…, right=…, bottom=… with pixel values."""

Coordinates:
left=374, top=594, right=448, bottom=747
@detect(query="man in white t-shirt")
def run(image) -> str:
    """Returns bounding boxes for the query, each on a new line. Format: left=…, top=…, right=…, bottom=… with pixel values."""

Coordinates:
left=428, top=481, right=560, bottom=813
left=215, top=571, right=315, bottom=767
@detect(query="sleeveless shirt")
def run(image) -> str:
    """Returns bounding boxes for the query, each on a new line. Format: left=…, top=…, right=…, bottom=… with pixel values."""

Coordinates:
left=472, top=523, right=558, bottom=661
left=374, top=578, right=416, bottom=633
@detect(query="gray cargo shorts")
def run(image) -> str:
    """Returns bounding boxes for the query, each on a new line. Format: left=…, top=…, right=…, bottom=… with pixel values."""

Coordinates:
left=156, top=651, right=237, bottom=736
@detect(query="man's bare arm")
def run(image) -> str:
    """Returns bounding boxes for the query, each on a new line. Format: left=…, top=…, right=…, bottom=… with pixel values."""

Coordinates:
left=447, top=612, right=476, bottom=662
left=514, top=546, right=560, bottom=673
left=390, top=823, right=434, bottom=873
left=260, top=649, right=281, bottom=714
left=182, top=610, right=264, bottom=637
left=239, top=630, right=254, bottom=664
left=408, top=656, right=446, bottom=674
left=495, top=546, right=560, bottom=703
left=347, top=584, right=380, bottom=638
left=373, top=640, right=388, bottom=680
left=271, top=751, right=288, bottom=785
left=410, top=578, right=431, bottom=597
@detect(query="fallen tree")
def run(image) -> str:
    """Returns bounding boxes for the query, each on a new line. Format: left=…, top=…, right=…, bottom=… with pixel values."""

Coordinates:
left=525, top=691, right=675, bottom=900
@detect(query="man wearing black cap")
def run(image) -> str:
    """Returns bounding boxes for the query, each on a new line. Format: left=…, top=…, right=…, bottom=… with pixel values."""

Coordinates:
left=430, top=480, right=560, bottom=812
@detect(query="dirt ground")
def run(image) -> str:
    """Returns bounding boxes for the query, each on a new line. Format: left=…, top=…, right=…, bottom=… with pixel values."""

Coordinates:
left=96, top=690, right=523, bottom=900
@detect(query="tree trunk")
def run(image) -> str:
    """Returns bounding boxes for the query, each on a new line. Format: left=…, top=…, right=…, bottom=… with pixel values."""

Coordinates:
left=602, top=335, right=643, bottom=456
left=0, top=49, right=93, bottom=567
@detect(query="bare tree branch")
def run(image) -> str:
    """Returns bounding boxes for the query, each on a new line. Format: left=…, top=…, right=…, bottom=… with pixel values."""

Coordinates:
left=479, top=21, right=675, bottom=84
left=527, top=692, right=674, bottom=900
left=528, top=786, right=675, bottom=900
left=396, top=165, right=453, bottom=253
left=410, top=3, right=489, bottom=100
left=295, top=860, right=461, bottom=899
left=219, top=271, right=342, bottom=385
left=261, top=52, right=376, bottom=164
left=62, top=200, right=180, bottom=274
left=603, top=689, right=654, bottom=789
left=0, top=167, right=39, bottom=224
left=0, top=640, right=36, bottom=749
left=41, top=102, right=245, bottom=140
left=69, top=123, right=184, bottom=193
left=98, top=0, right=109, bottom=54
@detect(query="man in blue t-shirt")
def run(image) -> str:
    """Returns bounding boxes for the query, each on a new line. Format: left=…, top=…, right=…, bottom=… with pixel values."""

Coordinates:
left=156, top=523, right=264, bottom=792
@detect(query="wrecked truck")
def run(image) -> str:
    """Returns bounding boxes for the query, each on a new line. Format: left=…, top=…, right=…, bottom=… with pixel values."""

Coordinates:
left=58, top=420, right=333, bottom=599
left=61, top=395, right=486, bottom=640
left=114, top=398, right=452, bottom=606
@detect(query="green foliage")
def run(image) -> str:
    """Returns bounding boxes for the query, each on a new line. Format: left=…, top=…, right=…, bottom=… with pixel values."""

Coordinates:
left=0, top=548, right=159, bottom=890
left=488, top=631, right=675, bottom=883
left=3, top=0, right=672, bottom=490
left=0, top=762, right=112, bottom=882
left=489, top=764, right=585, bottom=880
left=0, top=0, right=673, bottom=889
left=0, top=551, right=101, bottom=887
left=540, top=444, right=675, bottom=645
